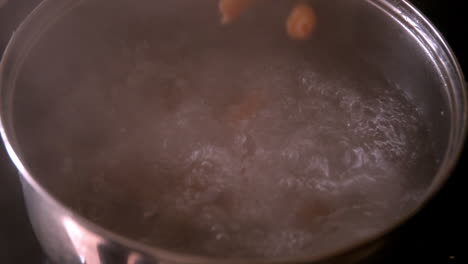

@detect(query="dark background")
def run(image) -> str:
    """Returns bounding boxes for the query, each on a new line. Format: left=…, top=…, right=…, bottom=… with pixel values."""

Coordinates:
left=1, top=0, right=467, bottom=263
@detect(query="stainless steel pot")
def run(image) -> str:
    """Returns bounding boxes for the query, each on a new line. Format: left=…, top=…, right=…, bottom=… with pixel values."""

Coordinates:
left=0, top=0, right=466, bottom=263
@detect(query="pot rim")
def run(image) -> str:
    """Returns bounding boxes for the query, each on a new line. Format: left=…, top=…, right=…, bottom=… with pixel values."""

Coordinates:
left=1, top=0, right=466, bottom=263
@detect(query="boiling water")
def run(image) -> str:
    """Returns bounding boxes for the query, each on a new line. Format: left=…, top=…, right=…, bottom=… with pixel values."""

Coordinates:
left=17, top=38, right=436, bottom=258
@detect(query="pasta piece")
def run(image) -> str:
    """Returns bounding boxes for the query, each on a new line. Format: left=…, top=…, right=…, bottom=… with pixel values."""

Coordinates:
left=287, top=2, right=317, bottom=40
left=219, top=0, right=255, bottom=24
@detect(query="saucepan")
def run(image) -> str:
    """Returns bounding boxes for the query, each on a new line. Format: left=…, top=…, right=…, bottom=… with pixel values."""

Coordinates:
left=0, top=0, right=466, bottom=263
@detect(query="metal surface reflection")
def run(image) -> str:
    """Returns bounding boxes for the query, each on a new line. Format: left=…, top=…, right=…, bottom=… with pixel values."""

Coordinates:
left=64, top=217, right=102, bottom=264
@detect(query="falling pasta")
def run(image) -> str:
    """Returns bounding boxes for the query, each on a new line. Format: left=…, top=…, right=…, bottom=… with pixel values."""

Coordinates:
left=286, top=2, right=317, bottom=40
